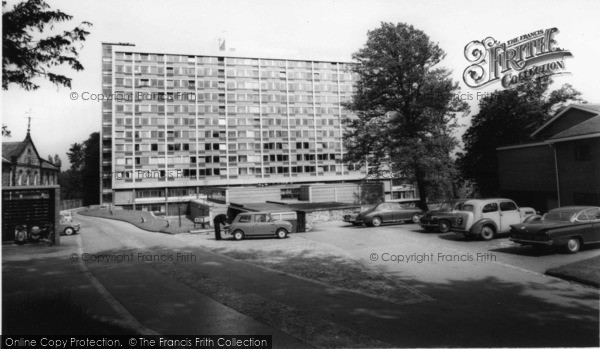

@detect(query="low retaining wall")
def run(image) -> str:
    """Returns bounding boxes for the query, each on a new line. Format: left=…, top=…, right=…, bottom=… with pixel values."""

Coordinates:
left=303, top=206, right=367, bottom=232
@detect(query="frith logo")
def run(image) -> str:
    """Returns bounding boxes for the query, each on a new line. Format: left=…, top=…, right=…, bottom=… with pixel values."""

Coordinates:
left=463, top=28, right=572, bottom=88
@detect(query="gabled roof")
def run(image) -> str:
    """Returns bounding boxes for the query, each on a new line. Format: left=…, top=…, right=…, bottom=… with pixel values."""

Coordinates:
left=531, top=103, right=600, bottom=138
left=2, top=133, right=43, bottom=165
left=40, top=158, right=60, bottom=169
left=2, top=141, right=27, bottom=159
left=547, top=114, right=600, bottom=143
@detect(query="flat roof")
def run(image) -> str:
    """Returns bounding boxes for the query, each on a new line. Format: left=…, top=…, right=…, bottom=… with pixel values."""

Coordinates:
left=103, top=43, right=354, bottom=64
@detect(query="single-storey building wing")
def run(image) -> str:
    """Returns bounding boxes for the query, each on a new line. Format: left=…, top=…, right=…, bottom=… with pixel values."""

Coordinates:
left=497, top=103, right=600, bottom=212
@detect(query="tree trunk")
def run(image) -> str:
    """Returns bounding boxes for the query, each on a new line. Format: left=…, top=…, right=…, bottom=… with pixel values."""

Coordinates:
left=414, top=166, right=429, bottom=211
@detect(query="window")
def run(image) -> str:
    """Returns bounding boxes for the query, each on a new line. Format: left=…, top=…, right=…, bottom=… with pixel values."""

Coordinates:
left=255, top=214, right=271, bottom=223
left=575, top=143, right=591, bottom=161
left=238, top=215, right=251, bottom=223
left=499, top=201, right=517, bottom=211
left=585, top=208, right=600, bottom=221
left=482, top=203, right=499, bottom=213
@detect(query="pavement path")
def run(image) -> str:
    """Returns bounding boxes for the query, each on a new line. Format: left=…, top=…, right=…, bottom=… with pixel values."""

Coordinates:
left=3, top=215, right=599, bottom=347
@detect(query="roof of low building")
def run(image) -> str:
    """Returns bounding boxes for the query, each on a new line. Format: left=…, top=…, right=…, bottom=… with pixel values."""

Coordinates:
left=547, top=114, right=600, bottom=143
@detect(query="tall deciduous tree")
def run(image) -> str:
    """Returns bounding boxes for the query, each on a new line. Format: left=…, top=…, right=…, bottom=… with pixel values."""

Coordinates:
left=60, top=133, right=99, bottom=205
left=2, top=0, right=91, bottom=90
left=456, top=77, right=584, bottom=196
left=344, top=22, right=468, bottom=209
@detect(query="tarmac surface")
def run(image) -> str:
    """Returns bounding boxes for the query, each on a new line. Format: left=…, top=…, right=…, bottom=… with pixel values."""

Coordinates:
left=3, top=214, right=599, bottom=347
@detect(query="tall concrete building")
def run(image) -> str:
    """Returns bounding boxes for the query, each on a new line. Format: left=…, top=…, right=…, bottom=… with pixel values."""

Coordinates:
left=101, top=43, right=416, bottom=214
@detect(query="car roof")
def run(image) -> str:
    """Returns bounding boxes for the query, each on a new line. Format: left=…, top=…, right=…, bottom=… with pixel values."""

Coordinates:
left=238, top=211, right=273, bottom=215
left=549, top=206, right=600, bottom=212
left=463, top=198, right=514, bottom=205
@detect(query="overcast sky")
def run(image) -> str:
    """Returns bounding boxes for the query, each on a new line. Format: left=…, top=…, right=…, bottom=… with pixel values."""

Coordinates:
left=3, top=0, right=600, bottom=166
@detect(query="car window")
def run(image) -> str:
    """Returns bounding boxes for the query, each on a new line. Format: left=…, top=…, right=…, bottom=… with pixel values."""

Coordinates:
left=544, top=210, right=576, bottom=222
left=482, top=203, right=499, bottom=213
left=238, top=215, right=251, bottom=223
left=576, top=211, right=590, bottom=222
left=390, top=203, right=401, bottom=210
left=454, top=202, right=464, bottom=210
left=255, top=214, right=272, bottom=223
left=461, top=204, right=474, bottom=212
left=584, top=208, right=600, bottom=221
left=500, top=201, right=517, bottom=211
left=378, top=204, right=390, bottom=211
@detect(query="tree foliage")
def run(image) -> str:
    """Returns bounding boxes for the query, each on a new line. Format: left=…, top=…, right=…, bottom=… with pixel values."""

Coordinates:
left=344, top=22, right=468, bottom=208
left=60, top=133, right=99, bottom=205
left=2, top=0, right=91, bottom=90
left=2, top=124, right=11, bottom=137
left=456, top=77, right=584, bottom=196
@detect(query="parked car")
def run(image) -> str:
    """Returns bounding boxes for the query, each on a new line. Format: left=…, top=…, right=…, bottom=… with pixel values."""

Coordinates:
left=59, top=214, right=81, bottom=235
left=451, top=198, right=536, bottom=240
left=509, top=206, right=600, bottom=253
left=349, top=200, right=424, bottom=227
left=222, top=212, right=292, bottom=240
left=420, top=199, right=467, bottom=233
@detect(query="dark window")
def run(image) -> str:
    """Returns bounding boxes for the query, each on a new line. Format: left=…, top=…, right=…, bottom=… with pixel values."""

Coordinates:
left=575, top=144, right=591, bottom=161
left=482, top=203, right=499, bottom=213
left=238, top=215, right=251, bottom=223
left=500, top=201, right=517, bottom=211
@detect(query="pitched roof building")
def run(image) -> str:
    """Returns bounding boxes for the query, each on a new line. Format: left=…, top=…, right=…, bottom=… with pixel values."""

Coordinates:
left=497, top=103, right=600, bottom=211
left=2, top=132, right=60, bottom=187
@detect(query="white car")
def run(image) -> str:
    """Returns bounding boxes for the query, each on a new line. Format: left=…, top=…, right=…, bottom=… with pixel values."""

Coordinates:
left=451, top=198, right=536, bottom=240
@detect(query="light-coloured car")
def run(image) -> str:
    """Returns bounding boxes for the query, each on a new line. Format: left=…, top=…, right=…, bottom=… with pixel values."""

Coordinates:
left=59, top=214, right=81, bottom=235
left=222, top=212, right=292, bottom=240
left=451, top=198, right=536, bottom=240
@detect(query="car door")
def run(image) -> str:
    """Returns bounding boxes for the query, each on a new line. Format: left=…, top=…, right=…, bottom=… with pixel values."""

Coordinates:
left=481, top=202, right=501, bottom=229
left=499, top=201, right=521, bottom=233
left=584, top=208, right=600, bottom=243
left=376, top=204, right=393, bottom=222
left=389, top=203, right=404, bottom=221
left=252, top=213, right=275, bottom=236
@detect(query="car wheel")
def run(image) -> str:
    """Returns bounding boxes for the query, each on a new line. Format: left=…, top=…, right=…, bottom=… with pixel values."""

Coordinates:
left=438, top=220, right=451, bottom=233
left=480, top=226, right=495, bottom=241
left=411, top=213, right=421, bottom=223
left=371, top=217, right=382, bottom=227
left=15, top=228, right=27, bottom=245
left=64, top=227, right=75, bottom=236
left=565, top=238, right=581, bottom=254
left=276, top=228, right=288, bottom=239
left=233, top=230, right=244, bottom=241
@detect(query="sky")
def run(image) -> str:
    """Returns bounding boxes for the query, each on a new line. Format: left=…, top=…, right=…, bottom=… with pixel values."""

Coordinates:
left=2, top=0, right=600, bottom=166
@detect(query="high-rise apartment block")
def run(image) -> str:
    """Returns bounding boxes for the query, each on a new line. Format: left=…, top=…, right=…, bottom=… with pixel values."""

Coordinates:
left=101, top=43, right=415, bottom=214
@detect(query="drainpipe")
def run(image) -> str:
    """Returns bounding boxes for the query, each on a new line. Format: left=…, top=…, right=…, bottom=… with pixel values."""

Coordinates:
left=551, top=144, right=561, bottom=207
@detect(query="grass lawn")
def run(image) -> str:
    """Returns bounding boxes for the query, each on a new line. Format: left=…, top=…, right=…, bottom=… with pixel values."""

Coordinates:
left=545, top=255, right=600, bottom=288
left=78, top=207, right=198, bottom=234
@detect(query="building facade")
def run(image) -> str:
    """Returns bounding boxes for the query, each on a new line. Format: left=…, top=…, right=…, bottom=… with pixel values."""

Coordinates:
left=101, top=43, right=418, bottom=213
left=2, top=132, right=60, bottom=187
left=497, top=103, right=600, bottom=212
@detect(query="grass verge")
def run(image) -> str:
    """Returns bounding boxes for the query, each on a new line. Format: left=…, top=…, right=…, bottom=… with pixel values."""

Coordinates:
left=545, top=255, right=600, bottom=288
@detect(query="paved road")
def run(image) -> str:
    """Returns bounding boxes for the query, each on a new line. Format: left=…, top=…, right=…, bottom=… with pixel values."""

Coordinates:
left=4, top=215, right=599, bottom=347
left=301, top=221, right=600, bottom=347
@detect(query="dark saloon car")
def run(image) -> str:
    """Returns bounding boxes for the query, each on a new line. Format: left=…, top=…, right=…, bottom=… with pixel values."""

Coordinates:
left=420, top=199, right=467, bottom=233
left=354, top=201, right=423, bottom=227
left=509, top=206, right=600, bottom=253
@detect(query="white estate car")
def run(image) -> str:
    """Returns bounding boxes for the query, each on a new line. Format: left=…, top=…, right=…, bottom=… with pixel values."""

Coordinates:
left=450, top=198, right=536, bottom=240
